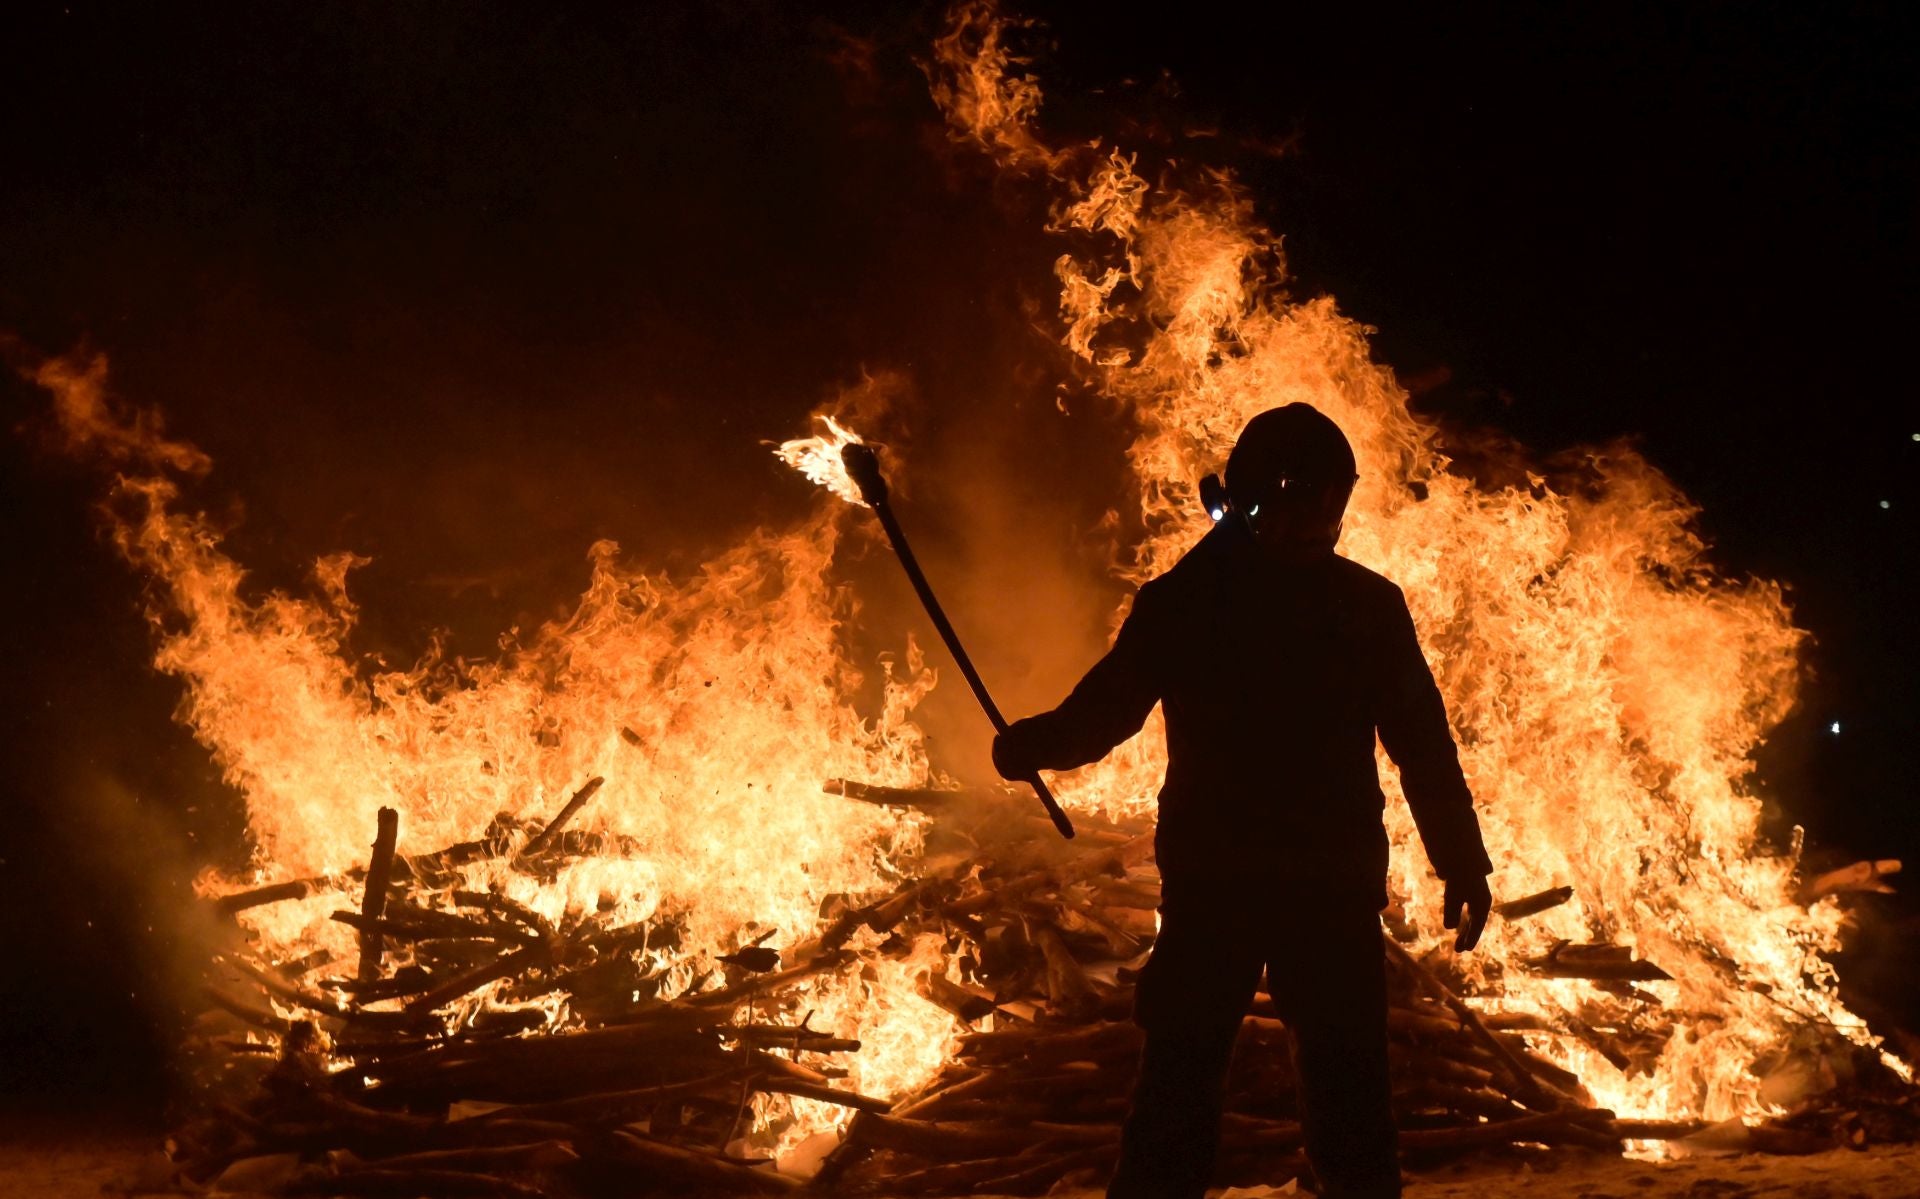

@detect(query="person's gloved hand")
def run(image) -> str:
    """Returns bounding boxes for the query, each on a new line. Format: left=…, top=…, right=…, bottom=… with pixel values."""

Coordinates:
left=1443, top=873, right=1492, bottom=953
left=990, top=722, right=1042, bottom=782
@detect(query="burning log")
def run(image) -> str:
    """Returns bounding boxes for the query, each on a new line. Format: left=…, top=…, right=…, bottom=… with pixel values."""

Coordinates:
left=462, top=1071, right=754, bottom=1128
left=178, top=786, right=1920, bottom=1198
left=1797, top=858, right=1902, bottom=905
left=1381, top=936, right=1554, bottom=1109
left=1494, top=885, right=1575, bottom=920
left=216, top=878, right=324, bottom=914
left=288, top=1168, right=553, bottom=1197
left=331, top=1140, right=580, bottom=1175
left=218, top=954, right=347, bottom=1019
left=1526, top=941, right=1674, bottom=983
left=203, top=984, right=292, bottom=1033
left=357, top=808, right=401, bottom=983
left=823, top=778, right=973, bottom=809
left=515, top=777, right=606, bottom=863
left=406, top=942, right=551, bottom=1016
left=605, top=1131, right=799, bottom=1193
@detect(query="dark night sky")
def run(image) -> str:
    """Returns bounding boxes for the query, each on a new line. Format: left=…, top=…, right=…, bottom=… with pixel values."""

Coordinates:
left=1, top=2, right=1914, bottom=1115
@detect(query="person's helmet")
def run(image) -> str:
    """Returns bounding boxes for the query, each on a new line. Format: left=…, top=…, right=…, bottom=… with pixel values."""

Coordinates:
left=1225, top=403, right=1357, bottom=500
left=1219, top=404, right=1357, bottom=558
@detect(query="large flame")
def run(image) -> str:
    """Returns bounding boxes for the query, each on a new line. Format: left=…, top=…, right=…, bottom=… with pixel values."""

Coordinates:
left=29, top=354, right=962, bottom=1139
left=928, top=0, right=1890, bottom=1124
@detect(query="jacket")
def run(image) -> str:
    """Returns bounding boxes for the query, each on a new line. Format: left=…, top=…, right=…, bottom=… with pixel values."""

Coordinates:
left=1003, top=522, right=1493, bottom=910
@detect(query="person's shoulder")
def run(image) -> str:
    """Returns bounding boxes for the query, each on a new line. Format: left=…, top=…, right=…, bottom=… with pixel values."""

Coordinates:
left=1328, top=555, right=1410, bottom=609
left=1329, top=554, right=1400, bottom=592
left=1157, top=525, right=1237, bottom=584
left=1133, top=527, right=1226, bottom=611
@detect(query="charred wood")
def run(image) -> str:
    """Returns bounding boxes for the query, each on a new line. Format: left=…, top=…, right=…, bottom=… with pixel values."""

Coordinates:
left=515, top=777, right=606, bottom=863
left=1494, top=885, right=1575, bottom=921
left=356, top=807, right=401, bottom=984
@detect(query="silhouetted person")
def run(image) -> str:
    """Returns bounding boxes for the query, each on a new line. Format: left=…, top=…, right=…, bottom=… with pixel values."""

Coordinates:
left=993, top=404, right=1493, bottom=1199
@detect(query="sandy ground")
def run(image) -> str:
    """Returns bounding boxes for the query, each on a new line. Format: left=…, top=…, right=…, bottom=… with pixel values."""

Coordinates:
left=2, top=1127, right=1918, bottom=1199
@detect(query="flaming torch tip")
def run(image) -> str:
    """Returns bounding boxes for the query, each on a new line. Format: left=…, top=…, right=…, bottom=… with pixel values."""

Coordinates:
left=774, top=415, right=871, bottom=508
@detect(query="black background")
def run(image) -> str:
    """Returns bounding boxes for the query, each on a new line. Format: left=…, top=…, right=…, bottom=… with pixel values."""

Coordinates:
left=2, top=2, right=1914, bottom=1119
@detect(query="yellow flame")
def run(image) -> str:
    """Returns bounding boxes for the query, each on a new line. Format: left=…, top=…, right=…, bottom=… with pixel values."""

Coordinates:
left=929, top=0, right=1894, bottom=1124
left=773, top=415, right=869, bottom=507
left=19, top=1, right=1904, bottom=1156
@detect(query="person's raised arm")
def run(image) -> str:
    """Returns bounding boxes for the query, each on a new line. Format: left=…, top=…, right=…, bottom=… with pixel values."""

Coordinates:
left=1376, top=585, right=1494, bottom=951
left=992, top=587, right=1165, bottom=779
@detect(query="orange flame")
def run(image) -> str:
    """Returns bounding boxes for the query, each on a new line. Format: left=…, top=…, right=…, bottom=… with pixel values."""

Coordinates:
left=929, top=0, right=1901, bottom=1125
left=19, top=1, right=1906, bottom=1161
left=28, top=355, right=962, bottom=1140
left=773, top=415, right=869, bottom=507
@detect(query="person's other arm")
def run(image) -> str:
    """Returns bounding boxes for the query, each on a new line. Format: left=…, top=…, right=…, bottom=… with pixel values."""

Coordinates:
left=1376, top=584, right=1494, bottom=947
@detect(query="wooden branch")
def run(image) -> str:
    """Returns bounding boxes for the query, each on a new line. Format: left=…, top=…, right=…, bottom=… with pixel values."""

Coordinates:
left=219, top=954, right=346, bottom=1018
left=1396, top=1107, right=1617, bottom=1152
left=332, top=906, right=534, bottom=946
left=202, top=984, right=291, bottom=1032
left=466, top=1069, right=753, bottom=1126
left=1609, top=1118, right=1710, bottom=1140
left=287, top=1166, right=550, bottom=1196
left=972, top=1143, right=1118, bottom=1193
left=729, top=1024, right=862, bottom=1054
left=1526, top=942, right=1672, bottom=983
left=357, top=807, right=401, bottom=984
left=1495, top=885, right=1575, bottom=920
left=680, top=949, right=851, bottom=1009
left=402, top=814, right=526, bottom=879
left=850, top=1113, right=1105, bottom=1158
left=607, top=1130, right=799, bottom=1193
left=515, top=777, right=605, bottom=863
left=1797, top=858, right=1902, bottom=905
left=214, top=878, right=325, bottom=914
left=405, top=943, right=549, bottom=1016
left=1381, top=935, right=1552, bottom=1109
left=751, top=1074, right=892, bottom=1114
left=823, top=779, right=975, bottom=808
left=452, top=890, right=557, bottom=938
left=917, top=974, right=997, bottom=1023
left=340, top=1140, right=578, bottom=1174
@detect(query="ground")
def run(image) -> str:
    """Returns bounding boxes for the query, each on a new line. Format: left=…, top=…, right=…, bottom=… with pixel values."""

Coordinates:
left=2, top=1124, right=1918, bottom=1199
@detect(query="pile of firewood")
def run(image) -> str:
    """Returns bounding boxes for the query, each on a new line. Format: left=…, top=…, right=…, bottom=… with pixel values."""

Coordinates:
left=172, top=780, right=1919, bottom=1197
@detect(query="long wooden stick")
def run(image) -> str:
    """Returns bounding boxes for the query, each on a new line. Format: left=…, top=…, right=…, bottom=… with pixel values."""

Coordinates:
left=841, top=442, right=1074, bottom=840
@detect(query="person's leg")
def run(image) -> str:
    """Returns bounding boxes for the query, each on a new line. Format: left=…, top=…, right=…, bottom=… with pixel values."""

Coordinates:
left=1268, top=902, right=1400, bottom=1199
left=1107, top=906, right=1264, bottom=1199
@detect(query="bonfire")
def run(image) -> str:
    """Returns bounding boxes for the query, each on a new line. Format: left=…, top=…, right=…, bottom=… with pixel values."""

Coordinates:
left=18, top=2, right=1914, bottom=1195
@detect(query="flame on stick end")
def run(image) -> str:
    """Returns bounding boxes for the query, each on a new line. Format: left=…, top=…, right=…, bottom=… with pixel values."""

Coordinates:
left=775, top=416, right=871, bottom=508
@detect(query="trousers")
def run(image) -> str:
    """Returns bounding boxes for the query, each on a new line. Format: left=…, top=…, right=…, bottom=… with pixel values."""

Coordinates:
left=1106, top=890, right=1400, bottom=1199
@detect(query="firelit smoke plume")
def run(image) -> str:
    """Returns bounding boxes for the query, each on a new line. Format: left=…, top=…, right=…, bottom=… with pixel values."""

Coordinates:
left=14, top=0, right=1905, bottom=1169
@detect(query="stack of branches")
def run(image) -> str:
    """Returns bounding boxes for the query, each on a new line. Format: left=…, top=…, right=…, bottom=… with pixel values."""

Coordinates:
left=177, top=777, right=1917, bottom=1197
left=811, top=781, right=1920, bottom=1195
left=178, top=781, right=896, bottom=1197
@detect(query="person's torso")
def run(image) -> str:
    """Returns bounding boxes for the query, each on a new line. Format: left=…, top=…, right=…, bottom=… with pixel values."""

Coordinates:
left=1143, top=530, right=1398, bottom=888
